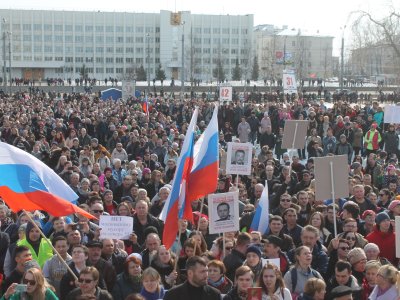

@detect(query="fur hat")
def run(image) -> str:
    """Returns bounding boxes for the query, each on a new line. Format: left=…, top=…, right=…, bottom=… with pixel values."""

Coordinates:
left=348, top=247, right=367, bottom=265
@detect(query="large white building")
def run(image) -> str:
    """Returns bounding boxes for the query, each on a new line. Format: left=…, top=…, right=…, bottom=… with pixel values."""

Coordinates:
left=0, top=9, right=253, bottom=82
left=254, top=24, right=334, bottom=80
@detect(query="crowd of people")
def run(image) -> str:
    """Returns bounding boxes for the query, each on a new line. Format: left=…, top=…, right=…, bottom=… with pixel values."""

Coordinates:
left=0, top=90, right=400, bottom=300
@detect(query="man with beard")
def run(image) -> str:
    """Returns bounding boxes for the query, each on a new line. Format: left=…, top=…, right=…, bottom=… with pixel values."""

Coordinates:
left=164, top=256, right=221, bottom=300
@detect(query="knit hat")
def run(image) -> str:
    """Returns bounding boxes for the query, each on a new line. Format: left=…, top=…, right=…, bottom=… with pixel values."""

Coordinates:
left=375, top=212, right=390, bottom=225
left=91, top=138, right=99, bottom=144
left=142, top=168, right=151, bottom=175
left=246, top=245, right=262, bottom=258
left=361, top=210, right=376, bottom=220
left=389, top=200, right=400, bottom=211
left=364, top=243, right=380, bottom=253
left=348, top=247, right=367, bottom=265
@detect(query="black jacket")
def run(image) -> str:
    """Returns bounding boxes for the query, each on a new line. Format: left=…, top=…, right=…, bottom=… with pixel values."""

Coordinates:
left=223, top=249, right=246, bottom=282
left=164, top=281, right=220, bottom=300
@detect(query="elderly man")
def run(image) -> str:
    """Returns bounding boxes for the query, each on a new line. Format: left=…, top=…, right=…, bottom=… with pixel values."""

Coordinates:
left=150, top=186, right=171, bottom=217
left=133, top=200, right=163, bottom=246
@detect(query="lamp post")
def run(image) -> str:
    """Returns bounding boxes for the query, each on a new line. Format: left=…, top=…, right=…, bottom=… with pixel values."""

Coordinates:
left=181, top=21, right=185, bottom=100
left=146, top=33, right=150, bottom=89
left=2, top=18, right=7, bottom=92
left=340, top=26, right=346, bottom=92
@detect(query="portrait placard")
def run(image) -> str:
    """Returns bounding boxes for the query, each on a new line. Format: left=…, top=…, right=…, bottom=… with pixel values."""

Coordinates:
left=99, top=215, right=133, bottom=240
left=226, top=142, right=253, bottom=175
left=208, top=192, right=239, bottom=234
left=314, top=155, right=349, bottom=201
left=281, top=120, right=309, bottom=149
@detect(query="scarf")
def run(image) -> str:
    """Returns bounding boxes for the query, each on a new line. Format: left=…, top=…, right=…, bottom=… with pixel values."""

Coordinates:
left=208, top=276, right=226, bottom=288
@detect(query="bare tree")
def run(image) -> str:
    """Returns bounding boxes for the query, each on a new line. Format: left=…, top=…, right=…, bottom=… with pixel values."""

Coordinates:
left=351, top=6, right=400, bottom=83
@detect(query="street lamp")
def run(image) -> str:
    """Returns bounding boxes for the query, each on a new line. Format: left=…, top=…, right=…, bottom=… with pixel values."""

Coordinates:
left=340, top=26, right=346, bottom=92
left=2, top=18, right=7, bottom=92
left=146, top=33, right=150, bottom=89
left=181, top=21, right=185, bottom=100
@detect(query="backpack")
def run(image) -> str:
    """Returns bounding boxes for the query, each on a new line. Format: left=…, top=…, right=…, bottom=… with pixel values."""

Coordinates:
left=290, top=267, right=319, bottom=292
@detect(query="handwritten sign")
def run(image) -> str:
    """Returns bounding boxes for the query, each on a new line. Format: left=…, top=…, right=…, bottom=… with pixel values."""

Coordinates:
left=99, top=216, right=133, bottom=240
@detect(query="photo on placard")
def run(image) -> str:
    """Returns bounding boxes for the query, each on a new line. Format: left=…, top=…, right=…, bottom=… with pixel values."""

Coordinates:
left=226, top=142, right=253, bottom=175
left=208, top=192, right=239, bottom=234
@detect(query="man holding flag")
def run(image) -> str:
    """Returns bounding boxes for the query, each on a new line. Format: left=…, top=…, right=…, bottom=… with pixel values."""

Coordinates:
left=250, top=181, right=270, bottom=235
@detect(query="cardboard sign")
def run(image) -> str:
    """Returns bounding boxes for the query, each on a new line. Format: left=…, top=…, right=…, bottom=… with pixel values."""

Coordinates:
left=281, top=120, right=309, bottom=149
left=99, top=215, right=133, bottom=240
left=384, top=105, right=400, bottom=124
left=226, top=142, right=253, bottom=175
left=208, top=192, right=240, bottom=234
left=219, top=86, right=232, bottom=102
left=314, top=155, right=349, bottom=201
left=261, top=258, right=281, bottom=268
left=283, top=70, right=297, bottom=94
left=396, top=216, right=400, bottom=258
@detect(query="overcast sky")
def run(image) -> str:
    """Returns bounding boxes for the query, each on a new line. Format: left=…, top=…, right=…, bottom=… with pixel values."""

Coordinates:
left=1, top=0, right=398, bottom=55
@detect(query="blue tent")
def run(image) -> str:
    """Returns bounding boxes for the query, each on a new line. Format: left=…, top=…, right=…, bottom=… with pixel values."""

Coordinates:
left=101, top=88, right=122, bottom=100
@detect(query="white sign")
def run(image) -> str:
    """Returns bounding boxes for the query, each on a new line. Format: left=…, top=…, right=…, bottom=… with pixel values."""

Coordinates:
left=283, top=70, right=297, bottom=95
left=208, top=192, right=240, bottom=234
left=396, top=216, right=400, bottom=258
left=99, top=215, right=133, bottom=240
left=261, top=258, right=281, bottom=268
left=219, top=86, right=233, bottom=102
left=384, top=105, right=400, bottom=124
left=122, top=80, right=135, bottom=100
left=226, top=142, right=253, bottom=175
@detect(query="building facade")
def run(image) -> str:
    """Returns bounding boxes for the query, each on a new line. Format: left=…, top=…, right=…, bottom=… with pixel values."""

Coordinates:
left=254, top=25, right=334, bottom=81
left=0, top=9, right=253, bottom=82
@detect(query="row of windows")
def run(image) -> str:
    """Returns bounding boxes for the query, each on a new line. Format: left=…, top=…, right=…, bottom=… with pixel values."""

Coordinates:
left=13, top=46, right=161, bottom=54
left=16, top=24, right=247, bottom=35
left=17, top=24, right=161, bottom=33
left=64, top=57, right=161, bottom=64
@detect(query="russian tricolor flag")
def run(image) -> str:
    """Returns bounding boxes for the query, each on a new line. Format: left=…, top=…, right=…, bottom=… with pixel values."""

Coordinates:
left=187, top=105, right=219, bottom=206
left=160, top=108, right=199, bottom=249
left=142, top=95, right=149, bottom=116
left=0, top=142, right=95, bottom=220
left=250, top=181, right=269, bottom=234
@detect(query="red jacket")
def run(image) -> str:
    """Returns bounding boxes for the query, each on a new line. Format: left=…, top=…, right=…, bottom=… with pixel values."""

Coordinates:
left=366, top=227, right=396, bottom=264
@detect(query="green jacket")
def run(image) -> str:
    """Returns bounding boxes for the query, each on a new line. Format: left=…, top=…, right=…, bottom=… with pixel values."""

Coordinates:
left=17, top=238, right=53, bottom=268
left=0, top=288, right=58, bottom=300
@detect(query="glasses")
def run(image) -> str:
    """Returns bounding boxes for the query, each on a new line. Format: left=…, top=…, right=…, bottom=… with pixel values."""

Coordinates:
left=132, top=173, right=138, bottom=176
left=92, top=210, right=104, bottom=214
left=243, top=210, right=253, bottom=213
left=281, top=199, right=291, bottom=202
left=339, top=247, right=350, bottom=251
left=23, top=279, right=36, bottom=286
left=225, top=247, right=233, bottom=251
left=78, top=278, right=94, bottom=284
left=379, top=194, right=385, bottom=196
left=346, top=237, right=356, bottom=241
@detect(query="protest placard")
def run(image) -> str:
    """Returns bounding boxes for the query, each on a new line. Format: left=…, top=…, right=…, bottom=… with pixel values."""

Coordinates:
left=226, top=142, right=253, bottom=175
left=99, top=215, right=133, bottom=240
left=281, top=120, right=309, bottom=149
left=208, top=192, right=239, bottom=234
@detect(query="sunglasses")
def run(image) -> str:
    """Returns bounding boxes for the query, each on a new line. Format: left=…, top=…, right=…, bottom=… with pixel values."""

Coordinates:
left=346, top=237, right=356, bottom=241
left=243, top=210, right=253, bottom=213
left=23, top=279, right=36, bottom=286
left=339, top=247, right=350, bottom=251
left=78, top=278, right=94, bottom=284
left=92, top=210, right=104, bottom=214
left=281, top=199, right=291, bottom=202
left=225, top=247, right=233, bottom=251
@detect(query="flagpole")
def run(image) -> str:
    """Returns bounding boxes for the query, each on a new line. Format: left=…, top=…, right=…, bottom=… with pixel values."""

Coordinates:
left=174, top=225, right=183, bottom=271
left=222, top=232, right=226, bottom=259
left=22, top=210, right=78, bottom=281
left=195, top=198, right=205, bottom=255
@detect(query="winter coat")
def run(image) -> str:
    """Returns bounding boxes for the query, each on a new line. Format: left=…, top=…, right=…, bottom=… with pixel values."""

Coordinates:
left=366, top=227, right=396, bottom=265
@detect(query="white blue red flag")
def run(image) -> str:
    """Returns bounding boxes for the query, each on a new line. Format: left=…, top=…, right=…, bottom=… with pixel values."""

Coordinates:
left=159, top=108, right=199, bottom=249
left=0, top=142, right=95, bottom=219
left=186, top=104, right=219, bottom=215
left=250, top=181, right=269, bottom=234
